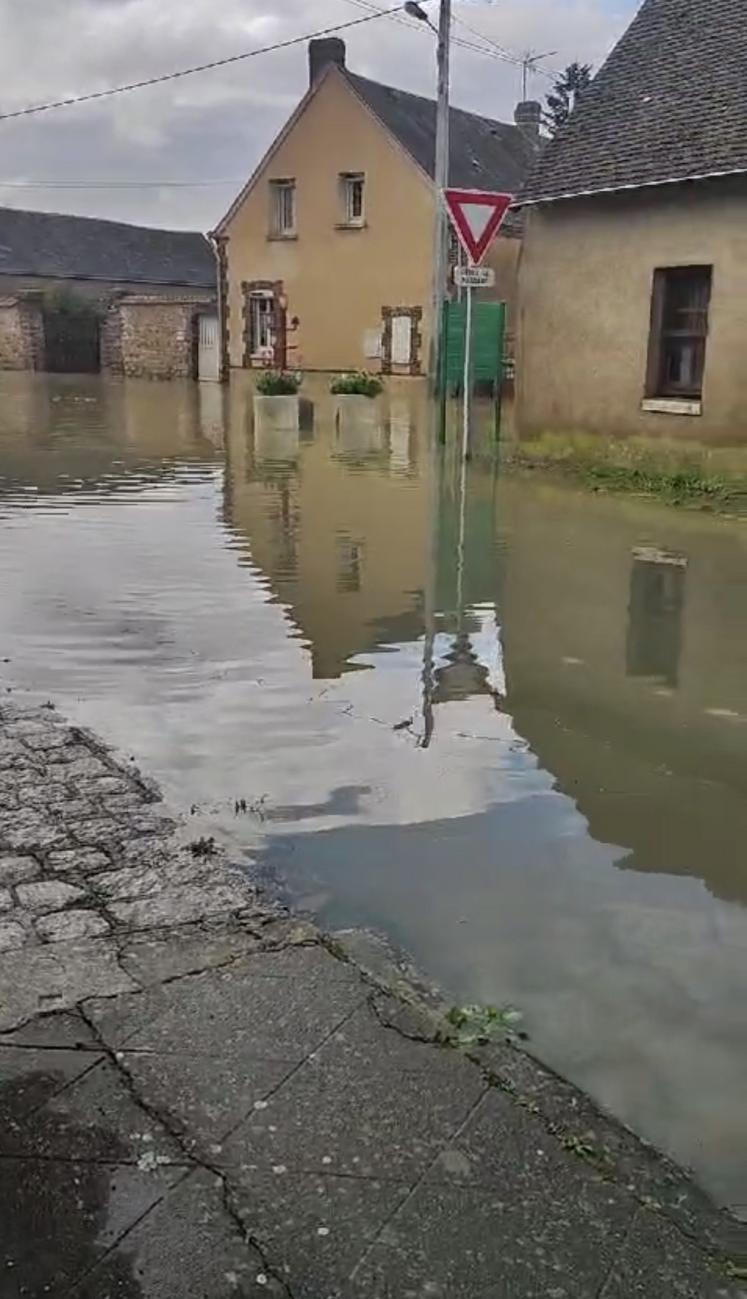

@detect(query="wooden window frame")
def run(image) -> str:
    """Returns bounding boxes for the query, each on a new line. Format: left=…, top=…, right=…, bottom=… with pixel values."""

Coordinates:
left=269, top=179, right=296, bottom=238
left=645, top=265, right=712, bottom=401
left=241, top=280, right=287, bottom=369
left=338, top=173, right=365, bottom=228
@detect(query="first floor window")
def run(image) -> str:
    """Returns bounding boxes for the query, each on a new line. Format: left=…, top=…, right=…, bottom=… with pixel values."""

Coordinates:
left=390, top=313, right=413, bottom=367
left=249, top=292, right=274, bottom=357
left=340, top=172, right=365, bottom=226
left=270, top=179, right=296, bottom=236
left=646, top=265, right=712, bottom=399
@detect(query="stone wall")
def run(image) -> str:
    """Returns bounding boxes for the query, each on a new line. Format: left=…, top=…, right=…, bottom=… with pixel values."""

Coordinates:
left=0, top=297, right=44, bottom=371
left=99, top=305, right=123, bottom=376
left=104, top=295, right=214, bottom=380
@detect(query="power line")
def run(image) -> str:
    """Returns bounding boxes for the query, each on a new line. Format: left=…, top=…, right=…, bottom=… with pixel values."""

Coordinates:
left=0, top=7, right=411, bottom=124
left=344, top=0, right=554, bottom=77
left=451, top=14, right=559, bottom=82
left=0, top=180, right=241, bottom=189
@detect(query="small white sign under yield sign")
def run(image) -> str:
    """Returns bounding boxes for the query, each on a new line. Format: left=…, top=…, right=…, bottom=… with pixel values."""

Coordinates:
left=454, top=265, right=495, bottom=289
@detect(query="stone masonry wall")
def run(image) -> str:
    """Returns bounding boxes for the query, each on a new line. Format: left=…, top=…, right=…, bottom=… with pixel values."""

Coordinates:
left=99, top=304, right=124, bottom=376
left=111, top=295, right=213, bottom=381
left=0, top=298, right=44, bottom=371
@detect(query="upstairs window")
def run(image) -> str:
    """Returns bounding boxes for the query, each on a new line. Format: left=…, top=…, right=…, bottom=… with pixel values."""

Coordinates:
left=270, top=179, right=296, bottom=236
left=646, top=266, right=712, bottom=399
left=339, top=172, right=365, bottom=226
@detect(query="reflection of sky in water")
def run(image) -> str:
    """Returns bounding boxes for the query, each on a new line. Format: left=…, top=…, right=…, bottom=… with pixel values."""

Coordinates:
left=1, top=372, right=746, bottom=1212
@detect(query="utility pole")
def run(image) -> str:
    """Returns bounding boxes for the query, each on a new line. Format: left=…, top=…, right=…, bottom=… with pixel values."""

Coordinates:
left=406, top=0, right=451, bottom=389
left=430, top=0, right=451, bottom=391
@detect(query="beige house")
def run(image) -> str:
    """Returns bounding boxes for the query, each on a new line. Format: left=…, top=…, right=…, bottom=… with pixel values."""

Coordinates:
left=517, top=0, right=747, bottom=447
left=213, top=38, right=539, bottom=378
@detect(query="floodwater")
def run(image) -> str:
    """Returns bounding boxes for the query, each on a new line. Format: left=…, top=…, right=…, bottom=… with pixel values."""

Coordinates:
left=1, top=371, right=746, bottom=1212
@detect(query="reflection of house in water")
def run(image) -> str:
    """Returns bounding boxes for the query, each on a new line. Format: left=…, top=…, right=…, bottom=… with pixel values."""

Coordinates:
left=223, top=390, right=504, bottom=687
left=223, top=385, right=433, bottom=678
left=626, top=546, right=686, bottom=687
left=498, top=482, right=747, bottom=906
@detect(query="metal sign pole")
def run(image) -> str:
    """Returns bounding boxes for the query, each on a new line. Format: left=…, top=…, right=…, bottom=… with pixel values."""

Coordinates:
left=461, top=280, right=473, bottom=461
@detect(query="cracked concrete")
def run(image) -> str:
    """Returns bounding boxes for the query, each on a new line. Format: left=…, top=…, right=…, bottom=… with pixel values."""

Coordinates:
left=1, top=702, right=745, bottom=1298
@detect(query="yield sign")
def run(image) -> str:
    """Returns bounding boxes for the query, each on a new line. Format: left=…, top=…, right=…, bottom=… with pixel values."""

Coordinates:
left=444, top=188, right=513, bottom=265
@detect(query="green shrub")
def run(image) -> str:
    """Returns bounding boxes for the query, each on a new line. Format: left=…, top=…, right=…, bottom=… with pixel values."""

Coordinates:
left=255, top=370, right=301, bottom=396
left=330, top=371, right=383, bottom=398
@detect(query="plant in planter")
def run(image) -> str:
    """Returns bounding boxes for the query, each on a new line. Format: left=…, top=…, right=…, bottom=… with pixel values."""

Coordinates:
left=255, top=370, right=302, bottom=396
left=330, top=371, right=383, bottom=398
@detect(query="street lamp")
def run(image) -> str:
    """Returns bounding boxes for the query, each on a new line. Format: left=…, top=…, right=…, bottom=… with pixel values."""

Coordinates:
left=404, top=1, right=436, bottom=29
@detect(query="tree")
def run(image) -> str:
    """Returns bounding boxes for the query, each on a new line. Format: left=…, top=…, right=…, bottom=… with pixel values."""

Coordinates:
left=544, top=62, right=592, bottom=134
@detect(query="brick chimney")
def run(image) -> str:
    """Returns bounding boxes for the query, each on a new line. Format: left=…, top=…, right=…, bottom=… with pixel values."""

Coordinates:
left=514, top=100, right=542, bottom=139
left=309, top=38, right=346, bottom=86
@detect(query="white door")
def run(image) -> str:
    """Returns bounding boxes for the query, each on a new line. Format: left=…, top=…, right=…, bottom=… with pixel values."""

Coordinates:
left=198, top=312, right=220, bottom=382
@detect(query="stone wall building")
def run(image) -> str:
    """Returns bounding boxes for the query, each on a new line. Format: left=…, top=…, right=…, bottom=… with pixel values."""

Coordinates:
left=102, top=295, right=216, bottom=380
left=0, top=296, right=45, bottom=371
left=0, top=206, right=216, bottom=377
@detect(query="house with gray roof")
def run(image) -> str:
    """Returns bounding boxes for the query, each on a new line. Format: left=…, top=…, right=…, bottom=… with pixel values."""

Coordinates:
left=0, top=207, right=216, bottom=378
left=516, top=0, right=747, bottom=446
left=214, top=38, right=539, bottom=375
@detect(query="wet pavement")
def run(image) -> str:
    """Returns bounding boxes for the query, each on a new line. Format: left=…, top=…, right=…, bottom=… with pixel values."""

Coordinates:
left=0, top=371, right=746, bottom=1214
left=0, top=703, right=744, bottom=1298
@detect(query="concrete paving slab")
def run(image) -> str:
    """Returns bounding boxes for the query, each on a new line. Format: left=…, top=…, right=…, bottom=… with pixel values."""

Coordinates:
left=119, top=924, right=261, bottom=987
left=598, top=1208, right=744, bottom=1298
left=219, top=1004, right=486, bottom=1180
left=0, top=1008, right=99, bottom=1049
left=122, top=1049, right=300, bottom=1154
left=351, top=1179, right=632, bottom=1299
left=0, top=1157, right=181, bottom=1298
left=0, top=1045, right=103, bottom=1124
left=72, top=1168, right=287, bottom=1298
left=0, top=937, right=138, bottom=1031
left=230, top=1167, right=410, bottom=1299
left=87, top=949, right=366, bottom=1059
left=3, top=1057, right=182, bottom=1164
left=427, top=1086, right=627, bottom=1193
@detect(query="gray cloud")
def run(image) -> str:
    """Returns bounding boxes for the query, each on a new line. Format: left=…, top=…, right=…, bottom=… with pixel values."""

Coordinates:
left=0, top=0, right=631, bottom=231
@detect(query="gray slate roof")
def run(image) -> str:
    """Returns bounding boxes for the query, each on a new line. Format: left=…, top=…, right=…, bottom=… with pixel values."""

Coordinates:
left=521, top=0, right=747, bottom=203
left=0, top=207, right=216, bottom=287
left=345, top=71, right=537, bottom=195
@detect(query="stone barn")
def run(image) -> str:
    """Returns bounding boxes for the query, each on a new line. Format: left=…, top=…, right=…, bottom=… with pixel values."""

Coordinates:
left=0, top=206, right=216, bottom=378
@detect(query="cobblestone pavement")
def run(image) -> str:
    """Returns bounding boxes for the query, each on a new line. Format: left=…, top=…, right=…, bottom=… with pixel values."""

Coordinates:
left=1, top=702, right=745, bottom=1298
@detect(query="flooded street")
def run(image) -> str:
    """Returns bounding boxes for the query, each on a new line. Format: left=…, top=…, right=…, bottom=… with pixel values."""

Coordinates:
left=1, top=371, right=746, bottom=1212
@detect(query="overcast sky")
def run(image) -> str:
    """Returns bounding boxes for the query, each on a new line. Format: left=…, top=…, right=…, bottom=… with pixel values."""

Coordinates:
left=0, top=0, right=635, bottom=232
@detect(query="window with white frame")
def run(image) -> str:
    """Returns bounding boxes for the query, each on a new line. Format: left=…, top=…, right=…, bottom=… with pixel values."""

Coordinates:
left=249, top=292, right=275, bottom=357
left=269, top=179, right=296, bottom=236
left=340, top=172, right=365, bottom=226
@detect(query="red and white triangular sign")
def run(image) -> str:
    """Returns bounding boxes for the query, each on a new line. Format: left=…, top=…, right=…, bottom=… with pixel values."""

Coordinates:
left=444, top=189, right=513, bottom=265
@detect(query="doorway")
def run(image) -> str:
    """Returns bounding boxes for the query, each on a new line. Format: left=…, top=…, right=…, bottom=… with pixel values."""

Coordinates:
left=43, top=292, right=101, bottom=373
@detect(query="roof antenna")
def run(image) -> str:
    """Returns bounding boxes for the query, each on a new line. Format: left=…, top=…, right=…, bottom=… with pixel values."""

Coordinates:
left=520, top=49, right=556, bottom=100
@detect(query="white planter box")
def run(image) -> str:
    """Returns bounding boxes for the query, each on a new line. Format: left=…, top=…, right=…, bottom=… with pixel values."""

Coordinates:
left=253, top=395, right=300, bottom=460
left=334, top=394, right=384, bottom=455
left=253, top=394, right=300, bottom=431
